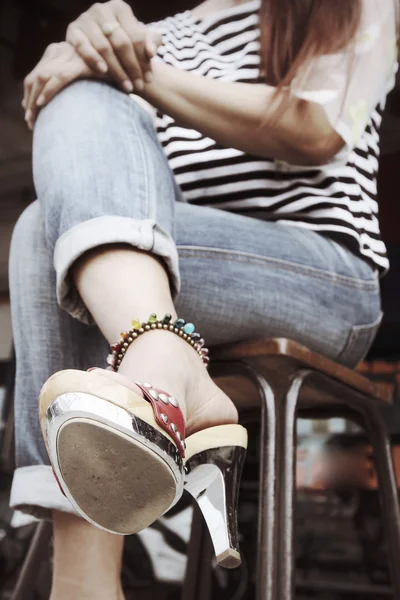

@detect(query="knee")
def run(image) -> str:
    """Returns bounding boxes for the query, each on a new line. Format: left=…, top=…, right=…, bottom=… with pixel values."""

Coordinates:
left=34, top=79, right=152, bottom=137
left=35, top=80, right=111, bottom=131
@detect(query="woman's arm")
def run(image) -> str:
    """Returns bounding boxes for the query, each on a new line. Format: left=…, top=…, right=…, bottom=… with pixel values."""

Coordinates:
left=57, top=0, right=344, bottom=166
left=141, top=61, right=345, bottom=166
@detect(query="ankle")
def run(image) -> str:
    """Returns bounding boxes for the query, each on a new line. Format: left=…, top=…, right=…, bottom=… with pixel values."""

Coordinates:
left=118, top=329, right=203, bottom=416
left=116, top=328, right=238, bottom=436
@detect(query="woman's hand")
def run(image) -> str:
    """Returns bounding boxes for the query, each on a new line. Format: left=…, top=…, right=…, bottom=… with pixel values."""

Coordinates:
left=22, top=42, right=95, bottom=131
left=66, top=0, right=163, bottom=93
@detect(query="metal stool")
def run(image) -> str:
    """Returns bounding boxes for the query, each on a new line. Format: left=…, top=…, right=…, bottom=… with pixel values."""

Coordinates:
left=182, top=338, right=400, bottom=600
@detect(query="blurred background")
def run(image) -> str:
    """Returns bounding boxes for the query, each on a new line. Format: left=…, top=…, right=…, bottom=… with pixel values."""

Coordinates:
left=0, top=1, right=400, bottom=599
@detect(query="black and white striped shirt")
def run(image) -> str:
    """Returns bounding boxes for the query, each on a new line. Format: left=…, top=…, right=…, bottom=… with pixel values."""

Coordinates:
left=152, top=0, right=398, bottom=272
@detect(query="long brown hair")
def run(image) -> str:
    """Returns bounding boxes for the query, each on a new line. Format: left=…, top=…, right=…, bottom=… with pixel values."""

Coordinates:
left=260, top=0, right=363, bottom=89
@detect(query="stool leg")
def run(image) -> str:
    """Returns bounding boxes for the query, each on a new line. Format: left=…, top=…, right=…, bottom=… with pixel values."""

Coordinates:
left=247, top=370, right=279, bottom=600
left=197, top=528, right=214, bottom=600
left=11, top=520, right=52, bottom=600
left=182, top=503, right=213, bottom=600
left=361, top=402, right=400, bottom=597
left=276, top=371, right=310, bottom=600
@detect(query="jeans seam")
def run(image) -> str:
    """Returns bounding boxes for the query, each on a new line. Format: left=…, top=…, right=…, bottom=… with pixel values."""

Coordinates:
left=177, top=245, right=379, bottom=290
left=126, top=98, right=151, bottom=221
left=337, top=312, right=383, bottom=363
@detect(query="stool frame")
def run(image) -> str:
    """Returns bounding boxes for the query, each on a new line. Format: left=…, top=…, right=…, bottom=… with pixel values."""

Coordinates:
left=183, top=338, right=400, bottom=600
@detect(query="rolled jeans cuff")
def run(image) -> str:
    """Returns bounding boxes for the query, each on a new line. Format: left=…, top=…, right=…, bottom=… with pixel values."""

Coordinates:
left=10, top=466, right=78, bottom=520
left=54, top=216, right=181, bottom=325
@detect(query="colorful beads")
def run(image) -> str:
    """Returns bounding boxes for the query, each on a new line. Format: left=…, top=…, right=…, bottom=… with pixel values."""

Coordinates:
left=174, top=318, right=186, bottom=329
left=131, top=319, right=141, bottom=330
left=183, top=323, right=195, bottom=335
left=108, top=313, right=210, bottom=372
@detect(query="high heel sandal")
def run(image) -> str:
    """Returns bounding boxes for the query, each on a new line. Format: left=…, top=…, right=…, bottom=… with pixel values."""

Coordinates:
left=39, top=314, right=247, bottom=567
left=40, top=369, right=247, bottom=566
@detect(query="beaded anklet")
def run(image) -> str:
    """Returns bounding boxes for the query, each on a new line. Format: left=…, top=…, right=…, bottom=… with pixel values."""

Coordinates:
left=107, top=313, right=210, bottom=372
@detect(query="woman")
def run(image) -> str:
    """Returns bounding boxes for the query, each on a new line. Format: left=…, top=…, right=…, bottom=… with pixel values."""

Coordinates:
left=10, top=0, right=398, bottom=598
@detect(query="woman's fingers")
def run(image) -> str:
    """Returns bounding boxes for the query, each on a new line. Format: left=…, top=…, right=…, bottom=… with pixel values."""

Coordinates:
left=23, top=62, right=48, bottom=111
left=68, top=2, right=135, bottom=83
left=22, top=42, right=94, bottom=130
left=35, top=75, right=63, bottom=108
left=25, top=62, right=55, bottom=129
left=35, top=65, right=86, bottom=109
left=66, top=0, right=161, bottom=90
left=25, top=75, right=46, bottom=129
left=23, top=45, right=56, bottom=126
left=91, top=23, right=135, bottom=91
left=112, top=0, right=149, bottom=84
left=104, top=25, right=144, bottom=89
left=22, top=42, right=67, bottom=116
left=69, top=21, right=134, bottom=91
left=142, top=31, right=163, bottom=82
left=22, top=73, right=33, bottom=112
left=131, top=35, right=151, bottom=84
left=66, top=25, right=108, bottom=74
left=145, top=30, right=163, bottom=59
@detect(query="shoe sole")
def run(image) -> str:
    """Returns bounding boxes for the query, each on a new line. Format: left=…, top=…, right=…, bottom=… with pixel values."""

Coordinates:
left=39, top=370, right=183, bottom=534
left=57, top=417, right=177, bottom=534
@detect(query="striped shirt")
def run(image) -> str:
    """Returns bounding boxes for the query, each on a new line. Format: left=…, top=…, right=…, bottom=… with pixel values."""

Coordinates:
left=152, top=0, right=398, bottom=272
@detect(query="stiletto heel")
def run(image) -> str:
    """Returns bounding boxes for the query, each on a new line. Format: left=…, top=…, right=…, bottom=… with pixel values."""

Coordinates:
left=184, top=425, right=247, bottom=569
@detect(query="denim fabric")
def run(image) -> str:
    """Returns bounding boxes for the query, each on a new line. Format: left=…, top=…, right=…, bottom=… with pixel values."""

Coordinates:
left=32, top=81, right=181, bottom=322
left=9, top=80, right=382, bottom=518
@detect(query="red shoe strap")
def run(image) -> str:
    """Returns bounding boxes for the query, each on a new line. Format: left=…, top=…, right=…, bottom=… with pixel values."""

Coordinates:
left=135, top=383, right=186, bottom=457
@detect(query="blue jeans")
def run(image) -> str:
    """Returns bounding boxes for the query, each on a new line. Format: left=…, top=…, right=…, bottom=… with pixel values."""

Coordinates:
left=9, top=80, right=382, bottom=518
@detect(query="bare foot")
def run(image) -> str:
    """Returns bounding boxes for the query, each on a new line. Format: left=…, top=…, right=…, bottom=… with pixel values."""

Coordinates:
left=118, top=329, right=238, bottom=436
